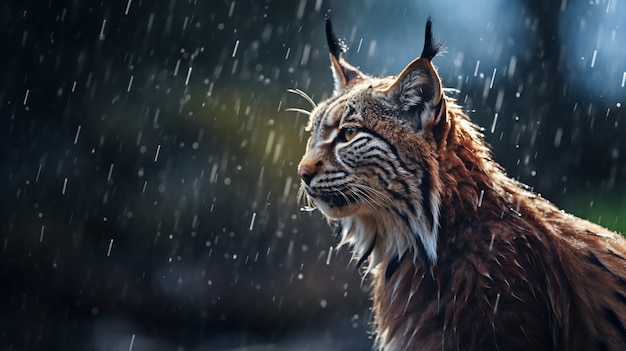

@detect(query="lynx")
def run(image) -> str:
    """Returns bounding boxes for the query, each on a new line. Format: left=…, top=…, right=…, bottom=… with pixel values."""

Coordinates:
left=295, top=18, right=626, bottom=350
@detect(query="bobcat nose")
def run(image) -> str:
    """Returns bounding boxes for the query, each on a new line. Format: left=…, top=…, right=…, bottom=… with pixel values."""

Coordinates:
left=297, top=167, right=316, bottom=185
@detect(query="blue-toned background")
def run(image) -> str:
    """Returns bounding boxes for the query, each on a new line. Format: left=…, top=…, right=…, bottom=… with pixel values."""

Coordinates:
left=2, top=1, right=624, bottom=350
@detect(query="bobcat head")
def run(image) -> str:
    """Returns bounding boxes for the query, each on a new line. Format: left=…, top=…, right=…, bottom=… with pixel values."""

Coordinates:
left=297, top=18, right=447, bottom=272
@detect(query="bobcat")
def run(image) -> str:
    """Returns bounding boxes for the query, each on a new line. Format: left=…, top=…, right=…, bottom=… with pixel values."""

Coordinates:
left=295, top=18, right=626, bottom=351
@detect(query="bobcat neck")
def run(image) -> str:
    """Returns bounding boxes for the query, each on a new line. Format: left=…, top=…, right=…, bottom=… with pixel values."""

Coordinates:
left=369, top=102, right=542, bottom=349
left=435, top=100, right=516, bottom=227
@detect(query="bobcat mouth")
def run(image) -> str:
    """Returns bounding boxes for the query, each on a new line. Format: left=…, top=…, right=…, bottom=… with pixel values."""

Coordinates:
left=317, top=192, right=350, bottom=209
left=304, top=186, right=352, bottom=209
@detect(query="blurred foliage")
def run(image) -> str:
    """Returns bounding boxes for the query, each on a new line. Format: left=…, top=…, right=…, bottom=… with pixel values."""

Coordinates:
left=560, top=186, right=626, bottom=235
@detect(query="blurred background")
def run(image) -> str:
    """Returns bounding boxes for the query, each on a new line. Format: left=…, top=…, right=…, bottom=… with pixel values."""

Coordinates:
left=1, top=0, right=625, bottom=350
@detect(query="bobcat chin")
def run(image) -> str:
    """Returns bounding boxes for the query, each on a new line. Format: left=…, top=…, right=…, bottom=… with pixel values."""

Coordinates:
left=296, top=17, right=626, bottom=351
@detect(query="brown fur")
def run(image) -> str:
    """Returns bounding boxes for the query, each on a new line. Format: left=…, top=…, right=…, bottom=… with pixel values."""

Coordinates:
left=296, top=19, right=626, bottom=350
left=373, top=100, right=626, bottom=350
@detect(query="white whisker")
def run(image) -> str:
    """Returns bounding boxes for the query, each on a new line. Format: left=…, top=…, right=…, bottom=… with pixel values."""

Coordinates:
left=332, top=187, right=353, bottom=206
left=297, top=186, right=317, bottom=212
left=287, top=88, right=317, bottom=108
left=351, top=187, right=385, bottom=211
left=351, top=183, right=397, bottom=209
left=285, top=107, right=311, bottom=115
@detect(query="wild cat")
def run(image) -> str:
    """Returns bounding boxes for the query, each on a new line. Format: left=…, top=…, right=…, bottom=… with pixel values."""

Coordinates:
left=294, top=18, right=626, bottom=350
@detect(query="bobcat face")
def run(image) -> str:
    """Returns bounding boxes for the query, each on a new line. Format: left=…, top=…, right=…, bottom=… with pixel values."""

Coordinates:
left=297, top=19, right=445, bottom=265
left=299, top=81, right=404, bottom=218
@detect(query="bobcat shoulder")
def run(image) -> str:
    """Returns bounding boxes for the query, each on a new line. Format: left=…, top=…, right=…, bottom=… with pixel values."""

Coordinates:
left=296, top=18, right=626, bottom=351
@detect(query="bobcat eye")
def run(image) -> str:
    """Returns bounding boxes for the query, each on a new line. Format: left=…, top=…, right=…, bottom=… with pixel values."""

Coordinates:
left=337, top=126, right=358, bottom=142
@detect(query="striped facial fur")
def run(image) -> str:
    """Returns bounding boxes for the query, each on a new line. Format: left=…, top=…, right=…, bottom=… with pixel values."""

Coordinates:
left=297, top=18, right=444, bottom=270
left=296, top=17, right=626, bottom=351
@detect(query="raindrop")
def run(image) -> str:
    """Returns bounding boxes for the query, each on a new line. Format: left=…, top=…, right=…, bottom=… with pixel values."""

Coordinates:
left=249, top=213, right=257, bottom=231
left=185, top=67, right=192, bottom=86
left=228, top=1, right=235, bottom=17
left=489, top=68, right=497, bottom=89
left=154, top=144, right=161, bottom=162
left=554, top=128, right=563, bottom=147
left=73, top=125, right=81, bottom=144
left=495, top=89, right=504, bottom=112
left=23, top=89, right=29, bottom=105
left=326, top=246, right=333, bottom=265
left=490, top=113, right=499, bottom=133
left=231, top=59, right=239, bottom=74
left=126, top=75, right=134, bottom=92
left=107, top=239, right=114, bottom=256
left=146, top=13, right=154, bottom=32
left=368, top=40, right=377, bottom=57
left=300, top=44, right=311, bottom=66
left=173, top=59, right=181, bottom=76
left=507, top=56, right=517, bottom=77
left=296, top=0, right=306, bottom=19
left=232, top=40, right=240, bottom=58
left=314, top=0, right=323, bottom=11
left=124, top=0, right=132, bottom=15
left=282, top=177, right=293, bottom=201
left=35, top=164, right=42, bottom=182
left=128, top=334, right=135, bottom=351
left=98, top=19, right=106, bottom=41
left=272, top=139, right=283, bottom=164
left=265, top=130, right=275, bottom=156
left=107, top=163, right=114, bottom=182
left=590, top=49, right=597, bottom=68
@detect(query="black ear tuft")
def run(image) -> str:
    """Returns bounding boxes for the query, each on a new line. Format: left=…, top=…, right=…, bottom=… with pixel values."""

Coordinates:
left=325, top=16, right=346, bottom=59
left=324, top=15, right=364, bottom=94
left=420, top=17, right=443, bottom=61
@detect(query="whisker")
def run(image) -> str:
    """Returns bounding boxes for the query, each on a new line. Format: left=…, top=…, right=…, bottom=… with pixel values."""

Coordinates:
left=287, top=88, right=317, bottom=108
left=297, top=186, right=317, bottom=212
left=285, top=107, right=311, bottom=115
left=351, top=187, right=382, bottom=211
left=351, top=183, right=397, bottom=209
left=333, top=187, right=353, bottom=206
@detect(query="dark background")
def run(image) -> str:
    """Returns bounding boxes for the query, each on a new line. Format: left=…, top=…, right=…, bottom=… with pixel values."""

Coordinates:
left=1, top=1, right=625, bottom=350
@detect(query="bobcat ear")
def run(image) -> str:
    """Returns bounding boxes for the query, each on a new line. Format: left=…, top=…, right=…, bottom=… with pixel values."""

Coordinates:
left=381, top=18, right=444, bottom=128
left=326, top=17, right=364, bottom=95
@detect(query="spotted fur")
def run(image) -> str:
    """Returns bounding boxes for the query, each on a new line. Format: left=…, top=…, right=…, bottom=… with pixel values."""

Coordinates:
left=296, top=18, right=626, bottom=351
